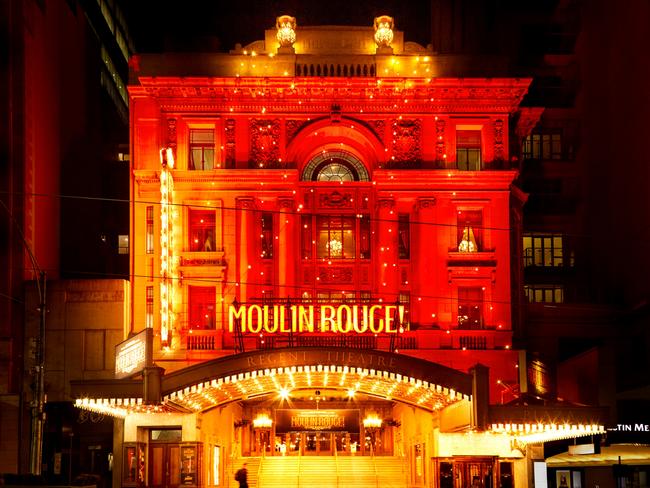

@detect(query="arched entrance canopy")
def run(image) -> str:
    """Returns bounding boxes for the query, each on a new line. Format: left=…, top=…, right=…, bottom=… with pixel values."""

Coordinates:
left=72, top=348, right=474, bottom=417
left=162, top=347, right=472, bottom=413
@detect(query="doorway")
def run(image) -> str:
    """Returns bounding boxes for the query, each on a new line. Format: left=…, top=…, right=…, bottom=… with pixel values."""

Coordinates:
left=149, top=429, right=183, bottom=488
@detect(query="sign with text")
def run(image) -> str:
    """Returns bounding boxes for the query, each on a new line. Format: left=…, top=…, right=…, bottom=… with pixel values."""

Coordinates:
left=275, top=409, right=360, bottom=433
left=115, top=328, right=153, bottom=379
left=229, top=303, right=405, bottom=334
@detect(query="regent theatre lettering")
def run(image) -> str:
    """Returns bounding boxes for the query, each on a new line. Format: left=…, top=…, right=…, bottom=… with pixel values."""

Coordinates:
left=229, top=304, right=405, bottom=334
left=275, top=409, right=360, bottom=433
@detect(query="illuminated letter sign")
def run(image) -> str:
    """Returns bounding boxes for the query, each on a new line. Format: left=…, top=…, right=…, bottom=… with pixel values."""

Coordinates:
left=228, top=304, right=405, bottom=335
left=115, top=328, right=153, bottom=379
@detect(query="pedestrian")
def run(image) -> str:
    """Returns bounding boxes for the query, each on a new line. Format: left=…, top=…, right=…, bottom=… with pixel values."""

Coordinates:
left=235, top=463, right=248, bottom=488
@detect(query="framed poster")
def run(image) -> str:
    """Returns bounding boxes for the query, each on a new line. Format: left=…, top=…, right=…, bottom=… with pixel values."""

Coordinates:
left=556, top=470, right=571, bottom=488
left=181, top=445, right=197, bottom=485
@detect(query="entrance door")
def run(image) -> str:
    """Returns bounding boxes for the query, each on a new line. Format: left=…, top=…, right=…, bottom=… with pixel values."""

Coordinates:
left=303, top=432, right=333, bottom=455
left=149, top=444, right=181, bottom=488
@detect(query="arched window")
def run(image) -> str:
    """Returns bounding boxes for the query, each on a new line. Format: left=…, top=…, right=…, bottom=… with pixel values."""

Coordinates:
left=302, top=150, right=370, bottom=181
left=316, top=162, right=356, bottom=182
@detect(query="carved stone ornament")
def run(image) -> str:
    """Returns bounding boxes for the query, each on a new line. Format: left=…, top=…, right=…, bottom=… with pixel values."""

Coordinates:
left=368, top=120, right=386, bottom=142
left=236, top=197, right=256, bottom=210
left=286, top=119, right=306, bottom=144
left=250, top=119, right=281, bottom=168
left=493, top=119, right=504, bottom=161
left=376, top=198, right=395, bottom=211
left=278, top=198, right=295, bottom=210
left=416, top=197, right=436, bottom=211
left=319, top=191, right=353, bottom=208
left=391, top=119, right=422, bottom=164
left=225, top=118, right=236, bottom=167
left=435, top=119, right=446, bottom=162
left=318, top=266, right=354, bottom=283
left=167, top=117, right=177, bottom=158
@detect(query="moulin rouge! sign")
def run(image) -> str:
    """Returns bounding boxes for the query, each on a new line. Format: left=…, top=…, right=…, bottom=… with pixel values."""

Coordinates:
left=228, top=304, right=405, bottom=334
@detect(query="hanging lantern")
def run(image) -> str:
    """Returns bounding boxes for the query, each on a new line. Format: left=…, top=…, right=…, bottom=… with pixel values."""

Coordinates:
left=374, top=15, right=394, bottom=49
left=276, top=15, right=297, bottom=49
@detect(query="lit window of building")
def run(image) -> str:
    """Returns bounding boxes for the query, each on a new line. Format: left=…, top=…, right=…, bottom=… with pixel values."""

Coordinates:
left=524, top=284, right=564, bottom=303
left=458, top=287, right=483, bottom=329
left=456, top=130, right=482, bottom=170
left=522, top=132, right=562, bottom=160
left=146, top=206, right=154, bottom=254
left=398, top=214, right=410, bottom=259
left=118, top=235, right=129, bottom=254
left=457, top=210, right=482, bottom=252
left=188, top=286, right=216, bottom=329
left=316, top=216, right=356, bottom=259
left=189, top=209, right=216, bottom=252
left=261, top=213, right=274, bottom=259
left=523, top=233, right=564, bottom=267
left=146, top=286, right=154, bottom=329
left=189, top=129, right=215, bottom=170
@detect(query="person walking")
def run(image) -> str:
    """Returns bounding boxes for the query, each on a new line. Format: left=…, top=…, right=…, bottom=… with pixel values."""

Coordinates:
left=235, top=463, right=248, bottom=488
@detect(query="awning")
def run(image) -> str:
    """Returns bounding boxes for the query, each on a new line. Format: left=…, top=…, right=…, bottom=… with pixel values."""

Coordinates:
left=546, top=444, right=650, bottom=467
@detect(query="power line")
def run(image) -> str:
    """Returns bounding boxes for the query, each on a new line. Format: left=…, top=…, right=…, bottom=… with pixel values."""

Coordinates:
left=18, top=265, right=516, bottom=308
left=1, top=189, right=574, bottom=236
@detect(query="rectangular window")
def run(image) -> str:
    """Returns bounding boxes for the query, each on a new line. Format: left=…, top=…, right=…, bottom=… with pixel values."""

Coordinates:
left=398, top=214, right=410, bottom=259
left=188, top=286, right=216, bottom=329
left=523, top=233, right=564, bottom=267
left=524, top=285, right=564, bottom=303
left=458, top=287, right=483, bottom=329
left=457, top=210, right=482, bottom=252
left=522, top=132, right=562, bottom=160
left=261, top=213, right=273, bottom=259
left=359, top=215, right=371, bottom=259
left=301, top=215, right=313, bottom=259
left=398, top=292, right=410, bottom=328
left=189, top=129, right=215, bottom=170
left=146, top=286, right=154, bottom=329
left=456, top=130, right=482, bottom=170
left=146, top=206, right=154, bottom=254
left=189, top=209, right=216, bottom=252
left=118, top=235, right=129, bottom=254
left=316, top=216, right=355, bottom=259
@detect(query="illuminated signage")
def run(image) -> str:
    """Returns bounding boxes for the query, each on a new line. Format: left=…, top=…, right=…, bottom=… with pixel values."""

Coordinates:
left=115, top=328, right=153, bottom=379
left=609, top=424, right=650, bottom=432
left=228, top=304, right=405, bottom=334
left=275, top=409, right=360, bottom=433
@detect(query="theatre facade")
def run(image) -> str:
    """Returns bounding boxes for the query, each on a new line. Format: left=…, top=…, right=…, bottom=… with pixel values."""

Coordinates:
left=71, top=17, right=606, bottom=488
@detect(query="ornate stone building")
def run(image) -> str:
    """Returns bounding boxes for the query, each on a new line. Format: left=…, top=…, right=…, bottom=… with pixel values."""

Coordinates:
left=72, top=18, right=606, bottom=488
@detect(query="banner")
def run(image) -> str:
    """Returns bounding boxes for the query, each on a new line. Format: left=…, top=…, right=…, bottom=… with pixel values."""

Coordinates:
left=275, top=409, right=360, bottom=433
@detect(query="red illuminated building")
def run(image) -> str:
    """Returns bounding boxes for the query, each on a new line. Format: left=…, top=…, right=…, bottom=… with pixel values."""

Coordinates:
left=69, top=17, right=608, bottom=488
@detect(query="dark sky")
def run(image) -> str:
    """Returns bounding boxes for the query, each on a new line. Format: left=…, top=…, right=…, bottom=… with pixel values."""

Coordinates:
left=122, top=0, right=432, bottom=53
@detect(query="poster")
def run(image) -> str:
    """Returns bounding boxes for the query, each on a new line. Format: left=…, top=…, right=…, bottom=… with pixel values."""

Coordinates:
left=556, top=470, right=571, bottom=488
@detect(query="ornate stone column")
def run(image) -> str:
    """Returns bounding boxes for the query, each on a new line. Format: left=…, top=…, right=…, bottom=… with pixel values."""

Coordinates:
left=236, top=197, right=257, bottom=302
left=277, top=198, right=297, bottom=298
left=414, top=198, right=437, bottom=326
left=376, top=198, right=398, bottom=301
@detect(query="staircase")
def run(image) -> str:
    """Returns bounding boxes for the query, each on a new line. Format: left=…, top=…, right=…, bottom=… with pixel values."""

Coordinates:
left=299, top=456, right=338, bottom=488
left=374, top=456, right=409, bottom=488
left=233, top=457, right=261, bottom=488
left=259, top=456, right=299, bottom=488
left=256, top=455, right=408, bottom=488
left=338, top=456, right=378, bottom=488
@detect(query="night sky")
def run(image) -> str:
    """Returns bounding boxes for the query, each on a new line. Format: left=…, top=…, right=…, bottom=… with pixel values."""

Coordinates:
left=122, top=0, right=432, bottom=53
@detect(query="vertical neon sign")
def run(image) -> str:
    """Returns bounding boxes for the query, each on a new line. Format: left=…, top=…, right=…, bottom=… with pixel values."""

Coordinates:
left=159, top=147, right=175, bottom=346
